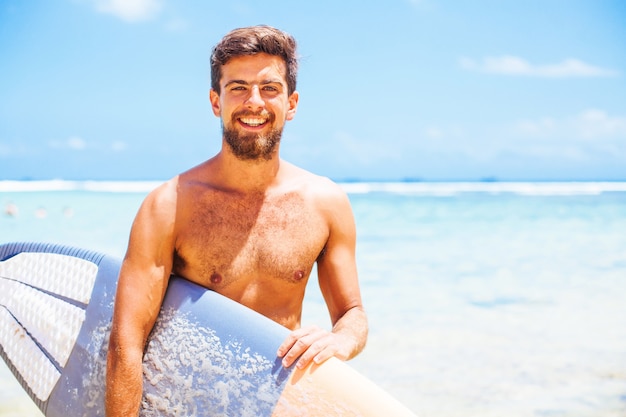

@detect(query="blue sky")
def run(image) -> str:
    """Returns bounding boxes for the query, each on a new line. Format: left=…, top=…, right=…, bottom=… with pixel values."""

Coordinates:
left=1, top=0, right=625, bottom=181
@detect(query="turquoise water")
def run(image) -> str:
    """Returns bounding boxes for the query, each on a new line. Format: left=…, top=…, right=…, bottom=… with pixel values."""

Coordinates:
left=2, top=182, right=626, bottom=416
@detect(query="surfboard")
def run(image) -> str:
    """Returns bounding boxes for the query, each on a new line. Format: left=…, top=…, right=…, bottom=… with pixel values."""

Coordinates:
left=0, top=242, right=417, bottom=416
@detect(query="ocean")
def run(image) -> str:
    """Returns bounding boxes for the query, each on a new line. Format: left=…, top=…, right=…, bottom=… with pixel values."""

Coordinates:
left=1, top=180, right=626, bottom=416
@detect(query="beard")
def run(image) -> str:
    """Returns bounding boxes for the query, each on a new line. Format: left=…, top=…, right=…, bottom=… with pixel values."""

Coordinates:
left=222, top=112, right=283, bottom=161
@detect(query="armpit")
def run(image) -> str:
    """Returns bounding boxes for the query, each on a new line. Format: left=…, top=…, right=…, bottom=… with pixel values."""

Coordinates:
left=172, top=248, right=187, bottom=275
left=316, top=245, right=328, bottom=262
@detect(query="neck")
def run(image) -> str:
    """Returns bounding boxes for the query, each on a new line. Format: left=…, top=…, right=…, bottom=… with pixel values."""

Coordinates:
left=212, top=147, right=282, bottom=193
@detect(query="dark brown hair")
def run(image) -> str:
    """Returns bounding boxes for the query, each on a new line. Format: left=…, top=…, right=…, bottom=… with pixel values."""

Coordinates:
left=210, top=25, right=299, bottom=95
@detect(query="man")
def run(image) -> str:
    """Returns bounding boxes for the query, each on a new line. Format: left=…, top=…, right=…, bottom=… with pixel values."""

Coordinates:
left=105, top=25, right=368, bottom=415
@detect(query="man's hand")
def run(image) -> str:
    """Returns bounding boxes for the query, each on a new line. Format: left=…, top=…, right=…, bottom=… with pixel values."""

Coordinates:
left=276, top=325, right=351, bottom=370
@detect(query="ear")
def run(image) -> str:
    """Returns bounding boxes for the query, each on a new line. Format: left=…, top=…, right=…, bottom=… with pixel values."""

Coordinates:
left=209, top=89, right=221, bottom=117
left=286, top=91, right=299, bottom=121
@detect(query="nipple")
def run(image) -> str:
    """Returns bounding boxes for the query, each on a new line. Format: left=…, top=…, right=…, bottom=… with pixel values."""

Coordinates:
left=293, top=270, right=305, bottom=281
left=210, top=273, right=223, bottom=284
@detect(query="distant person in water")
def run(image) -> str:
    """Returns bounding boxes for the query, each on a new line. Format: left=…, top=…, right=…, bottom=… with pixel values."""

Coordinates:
left=105, top=25, right=368, bottom=416
left=4, top=202, right=18, bottom=217
left=35, top=206, right=47, bottom=219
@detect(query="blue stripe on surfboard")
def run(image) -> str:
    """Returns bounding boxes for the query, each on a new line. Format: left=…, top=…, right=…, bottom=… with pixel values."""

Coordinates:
left=0, top=242, right=106, bottom=266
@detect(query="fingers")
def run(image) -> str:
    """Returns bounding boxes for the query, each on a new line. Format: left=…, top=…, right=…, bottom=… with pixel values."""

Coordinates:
left=276, top=326, right=338, bottom=369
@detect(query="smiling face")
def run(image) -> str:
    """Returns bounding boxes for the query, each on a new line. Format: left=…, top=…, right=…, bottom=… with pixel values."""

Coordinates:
left=210, top=53, right=299, bottom=161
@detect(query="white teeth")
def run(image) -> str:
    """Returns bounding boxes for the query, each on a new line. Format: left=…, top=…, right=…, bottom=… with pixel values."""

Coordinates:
left=240, top=117, right=267, bottom=127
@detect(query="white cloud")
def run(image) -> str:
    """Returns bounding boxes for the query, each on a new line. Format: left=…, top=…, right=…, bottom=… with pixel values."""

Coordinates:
left=92, top=0, right=162, bottom=22
left=516, top=144, right=589, bottom=161
left=111, top=141, right=128, bottom=152
left=407, top=0, right=436, bottom=11
left=515, top=109, right=626, bottom=141
left=460, top=55, right=619, bottom=78
left=67, top=136, right=87, bottom=150
left=425, top=127, right=444, bottom=139
left=49, top=136, right=87, bottom=150
left=420, top=110, right=626, bottom=166
left=332, top=130, right=402, bottom=165
left=165, top=17, right=188, bottom=32
left=515, top=118, right=556, bottom=136
left=0, top=143, right=11, bottom=157
left=576, top=109, right=626, bottom=139
left=421, top=126, right=467, bottom=144
left=0, top=141, right=36, bottom=157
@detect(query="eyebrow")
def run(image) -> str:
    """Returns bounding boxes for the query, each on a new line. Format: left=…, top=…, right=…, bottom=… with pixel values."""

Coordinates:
left=224, top=79, right=285, bottom=88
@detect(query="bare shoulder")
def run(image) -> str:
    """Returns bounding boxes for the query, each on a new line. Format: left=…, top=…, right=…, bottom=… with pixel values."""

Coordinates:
left=282, top=162, right=352, bottom=219
left=311, top=176, right=351, bottom=213
left=132, top=176, right=181, bottom=234
left=283, top=162, right=347, bottom=201
left=142, top=177, right=179, bottom=212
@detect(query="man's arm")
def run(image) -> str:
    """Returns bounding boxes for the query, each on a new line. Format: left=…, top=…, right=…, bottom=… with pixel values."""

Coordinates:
left=105, top=180, right=177, bottom=416
left=277, top=181, right=368, bottom=369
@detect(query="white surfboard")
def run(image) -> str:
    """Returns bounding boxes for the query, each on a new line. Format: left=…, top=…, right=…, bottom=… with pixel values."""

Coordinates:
left=0, top=242, right=417, bottom=416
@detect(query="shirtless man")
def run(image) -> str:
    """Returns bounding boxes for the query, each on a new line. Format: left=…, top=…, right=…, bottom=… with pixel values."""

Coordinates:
left=105, top=25, right=368, bottom=415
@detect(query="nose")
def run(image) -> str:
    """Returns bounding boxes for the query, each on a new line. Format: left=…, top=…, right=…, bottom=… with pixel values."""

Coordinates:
left=245, top=86, right=264, bottom=110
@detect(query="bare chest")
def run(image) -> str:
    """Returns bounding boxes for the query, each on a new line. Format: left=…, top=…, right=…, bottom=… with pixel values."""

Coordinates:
left=174, top=191, right=328, bottom=288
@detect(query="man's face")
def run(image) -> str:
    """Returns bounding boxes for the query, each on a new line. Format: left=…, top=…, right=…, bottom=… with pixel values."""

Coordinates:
left=210, top=53, right=299, bottom=160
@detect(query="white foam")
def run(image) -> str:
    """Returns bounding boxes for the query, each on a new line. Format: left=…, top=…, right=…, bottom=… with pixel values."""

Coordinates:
left=0, top=180, right=161, bottom=193
left=339, top=181, right=626, bottom=195
left=80, top=181, right=162, bottom=193
left=3, top=180, right=626, bottom=195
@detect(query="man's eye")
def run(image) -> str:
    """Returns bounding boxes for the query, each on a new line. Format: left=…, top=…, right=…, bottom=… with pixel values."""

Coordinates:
left=263, top=86, right=279, bottom=92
